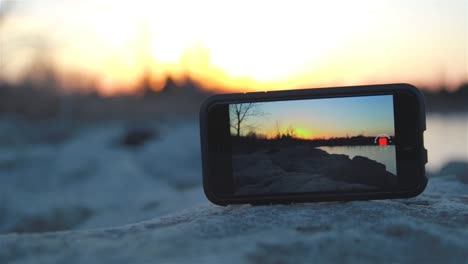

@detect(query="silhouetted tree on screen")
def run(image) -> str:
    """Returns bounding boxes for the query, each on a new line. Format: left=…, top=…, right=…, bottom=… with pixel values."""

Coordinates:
left=285, top=125, right=296, bottom=138
left=230, top=103, right=265, bottom=137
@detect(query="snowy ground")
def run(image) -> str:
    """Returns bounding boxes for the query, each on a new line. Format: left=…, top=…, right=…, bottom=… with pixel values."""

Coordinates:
left=0, top=114, right=467, bottom=263
left=0, top=116, right=207, bottom=233
left=0, top=174, right=467, bottom=263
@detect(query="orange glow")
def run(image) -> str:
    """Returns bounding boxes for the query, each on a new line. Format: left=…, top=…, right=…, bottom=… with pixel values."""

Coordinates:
left=1, top=0, right=467, bottom=94
left=294, top=128, right=313, bottom=140
left=263, top=126, right=331, bottom=140
left=263, top=127, right=313, bottom=140
left=264, top=129, right=340, bottom=141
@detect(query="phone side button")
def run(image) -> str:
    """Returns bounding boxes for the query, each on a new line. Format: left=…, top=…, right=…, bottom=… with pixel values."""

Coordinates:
left=423, top=148, right=428, bottom=164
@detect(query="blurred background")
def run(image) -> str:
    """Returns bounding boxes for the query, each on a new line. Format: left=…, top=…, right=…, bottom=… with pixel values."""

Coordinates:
left=0, top=0, right=466, bottom=233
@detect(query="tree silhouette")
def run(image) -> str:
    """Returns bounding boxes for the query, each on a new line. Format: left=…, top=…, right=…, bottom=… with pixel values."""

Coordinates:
left=285, top=125, right=296, bottom=138
left=274, top=120, right=282, bottom=139
left=230, top=103, right=265, bottom=137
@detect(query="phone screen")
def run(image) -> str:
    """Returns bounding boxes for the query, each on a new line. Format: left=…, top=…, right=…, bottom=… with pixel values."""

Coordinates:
left=228, top=95, right=397, bottom=196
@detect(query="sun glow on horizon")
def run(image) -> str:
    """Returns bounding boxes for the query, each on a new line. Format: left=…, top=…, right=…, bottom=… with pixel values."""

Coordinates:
left=262, top=127, right=314, bottom=140
left=1, top=0, right=467, bottom=94
left=293, top=128, right=313, bottom=140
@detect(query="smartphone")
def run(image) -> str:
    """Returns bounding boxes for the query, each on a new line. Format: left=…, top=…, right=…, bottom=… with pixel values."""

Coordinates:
left=200, top=83, right=427, bottom=205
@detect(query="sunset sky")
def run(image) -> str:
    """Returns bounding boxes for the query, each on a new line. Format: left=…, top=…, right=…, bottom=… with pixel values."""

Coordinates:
left=230, top=95, right=395, bottom=139
left=1, top=0, right=467, bottom=94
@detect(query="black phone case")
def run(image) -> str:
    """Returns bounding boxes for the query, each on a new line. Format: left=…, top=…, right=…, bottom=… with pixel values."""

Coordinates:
left=200, top=83, right=427, bottom=205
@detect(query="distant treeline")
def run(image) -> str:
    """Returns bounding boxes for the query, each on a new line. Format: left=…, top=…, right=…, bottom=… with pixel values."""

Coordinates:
left=0, top=77, right=210, bottom=120
left=1, top=72, right=466, bottom=120
left=231, top=133, right=394, bottom=148
left=423, top=83, right=468, bottom=113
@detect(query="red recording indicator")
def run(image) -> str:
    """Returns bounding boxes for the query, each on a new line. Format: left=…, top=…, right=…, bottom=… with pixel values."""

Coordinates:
left=378, top=137, right=388, bottom=146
